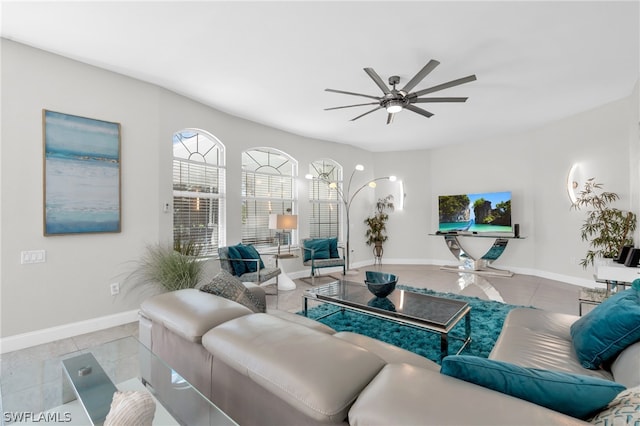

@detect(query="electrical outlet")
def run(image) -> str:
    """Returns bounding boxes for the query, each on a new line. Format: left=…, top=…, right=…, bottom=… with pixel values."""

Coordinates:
left=21, top=250, right=46, bottom=264
left=110, top=282, right=120, bottom=296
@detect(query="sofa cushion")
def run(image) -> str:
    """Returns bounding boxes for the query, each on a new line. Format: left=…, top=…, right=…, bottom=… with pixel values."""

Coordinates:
left=200, top=270, right=265, bottom=313
left=588, top=385, right=640, bottom=425
left=349, top=364, right=585, bottom=426
left=202, top=313, right=386, bottom=423
left=440, top=355, right=626, bottom=419
left=570, top=283, right=640, bottom=369
left=140, top=288, right=252, bottom=343
left=490, top=308, right=613, bottom=381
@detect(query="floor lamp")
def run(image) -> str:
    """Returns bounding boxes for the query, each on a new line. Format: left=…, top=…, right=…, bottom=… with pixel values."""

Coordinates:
left=269, top=213, right=298, bottom=257
left=307, top=165, right=396, bottom=273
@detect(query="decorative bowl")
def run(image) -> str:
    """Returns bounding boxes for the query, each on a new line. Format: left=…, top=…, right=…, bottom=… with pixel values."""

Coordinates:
left=365, top=271, right=398, bottom=298
left=367, top=296, right=396, bottom=312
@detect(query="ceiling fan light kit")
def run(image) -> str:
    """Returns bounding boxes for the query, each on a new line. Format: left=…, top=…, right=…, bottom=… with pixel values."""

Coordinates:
left=325, top=59, right=477, bottom=124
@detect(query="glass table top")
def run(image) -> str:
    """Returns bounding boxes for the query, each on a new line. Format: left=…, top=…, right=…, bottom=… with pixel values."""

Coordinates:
left=305, top=280, right=469, bottom=330
left=1, top=336, right=236, bottom=425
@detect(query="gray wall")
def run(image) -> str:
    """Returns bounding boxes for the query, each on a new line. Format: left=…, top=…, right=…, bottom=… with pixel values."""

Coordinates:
left=1, top=39, right=638, bottom=343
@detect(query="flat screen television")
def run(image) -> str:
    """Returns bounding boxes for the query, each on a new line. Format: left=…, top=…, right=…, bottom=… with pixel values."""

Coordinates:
left=438, top=191, right=512, bottom=233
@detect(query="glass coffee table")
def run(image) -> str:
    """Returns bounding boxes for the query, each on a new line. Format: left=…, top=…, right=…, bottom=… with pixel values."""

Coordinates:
left=303, top=280, right=471, bottom=361
left=1, top=336, right=236, bottom=425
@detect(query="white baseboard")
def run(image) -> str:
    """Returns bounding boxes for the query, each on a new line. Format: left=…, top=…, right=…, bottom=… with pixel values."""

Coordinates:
left=0, top=309, right=139, bottom=354
left=287, top=258, right=596, bottom=288
left=1, top=260, right=598, bottom=354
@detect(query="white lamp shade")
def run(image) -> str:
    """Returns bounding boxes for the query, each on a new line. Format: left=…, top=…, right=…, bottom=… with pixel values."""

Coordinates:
left=269, top=214, right=298, bottom=230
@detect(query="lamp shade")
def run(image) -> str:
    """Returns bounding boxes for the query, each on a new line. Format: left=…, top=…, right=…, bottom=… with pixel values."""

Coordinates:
left=269, top=214, right=298, bottom=230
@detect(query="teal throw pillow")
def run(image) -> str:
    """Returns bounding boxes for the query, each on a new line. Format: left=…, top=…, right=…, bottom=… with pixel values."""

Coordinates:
left=303, top=239, right=331, bottom=262
left=570, top=283, right=640, bottom=369
left=327, top=237, right=340, bottom=259
left=227, top=245, right=246, bottom=276
left=440, top=355, right=626, bottom=419
left=236, top=244, right=264, bottom=273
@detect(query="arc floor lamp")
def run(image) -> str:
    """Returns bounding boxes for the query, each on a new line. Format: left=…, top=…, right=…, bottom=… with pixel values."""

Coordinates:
left=307, top=164, right=396, bottom=272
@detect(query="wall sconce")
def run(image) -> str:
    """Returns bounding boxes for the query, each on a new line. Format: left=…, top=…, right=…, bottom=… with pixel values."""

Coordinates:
left=567, top=163, right=580, bottom=204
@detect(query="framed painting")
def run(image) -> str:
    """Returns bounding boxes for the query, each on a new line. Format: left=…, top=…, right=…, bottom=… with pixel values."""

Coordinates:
left=43, top=110, right=121, bottom=235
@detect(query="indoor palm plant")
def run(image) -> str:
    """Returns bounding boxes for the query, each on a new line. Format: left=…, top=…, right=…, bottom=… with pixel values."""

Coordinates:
left=571, top=178, right=636, bottom=268
left=364, top=195, right=394, bottom=260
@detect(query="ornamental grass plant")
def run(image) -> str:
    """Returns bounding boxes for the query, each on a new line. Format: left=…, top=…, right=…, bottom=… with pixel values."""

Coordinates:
left=124, top=242, right=203, bottom=297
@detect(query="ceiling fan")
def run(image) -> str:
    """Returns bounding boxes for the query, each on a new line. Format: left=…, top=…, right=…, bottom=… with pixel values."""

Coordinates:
left=325, top=59, right=477, bottom=124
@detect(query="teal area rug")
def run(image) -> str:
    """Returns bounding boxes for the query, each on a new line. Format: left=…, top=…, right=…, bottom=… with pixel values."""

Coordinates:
left=302, top=285, right=525, bottom=364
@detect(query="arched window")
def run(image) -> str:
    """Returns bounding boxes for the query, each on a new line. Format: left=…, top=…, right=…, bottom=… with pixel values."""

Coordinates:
left=173, top=129, right=225, bottom=255
left=308, top=159, right=342, bottom=239
left=242, top=148, right=297, bottom=248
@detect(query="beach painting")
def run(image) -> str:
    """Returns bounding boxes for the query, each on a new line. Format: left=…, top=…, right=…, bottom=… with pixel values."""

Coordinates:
left=43, top=110, right=121, bottom=235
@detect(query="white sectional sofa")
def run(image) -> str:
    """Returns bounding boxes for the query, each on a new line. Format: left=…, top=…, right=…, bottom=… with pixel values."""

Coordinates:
left=138, top=284, right=640, bottom=425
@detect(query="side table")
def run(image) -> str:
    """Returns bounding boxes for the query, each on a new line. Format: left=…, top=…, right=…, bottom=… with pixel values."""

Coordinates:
left=275, top=253, right=298, bottom=291
left=578, top=288, right=608, bottom=316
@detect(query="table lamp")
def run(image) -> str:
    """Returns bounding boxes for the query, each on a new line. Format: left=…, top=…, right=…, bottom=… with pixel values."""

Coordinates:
left=269, top=214, right=298, bottom=256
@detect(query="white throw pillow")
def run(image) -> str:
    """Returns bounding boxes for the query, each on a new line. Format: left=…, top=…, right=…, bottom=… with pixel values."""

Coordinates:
left=589, top=385, right=640, bottom=425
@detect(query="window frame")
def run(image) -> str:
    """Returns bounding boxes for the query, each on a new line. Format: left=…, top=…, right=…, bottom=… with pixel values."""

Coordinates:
left=308, top=159, right=343, bottom=240
left=241, top=147, right=297, bottom=250
left=172, top=129, right=226, bottom=256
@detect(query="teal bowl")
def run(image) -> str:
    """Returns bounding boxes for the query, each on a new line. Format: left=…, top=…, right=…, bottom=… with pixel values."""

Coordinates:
left=365, top=271, right=398, bottom=298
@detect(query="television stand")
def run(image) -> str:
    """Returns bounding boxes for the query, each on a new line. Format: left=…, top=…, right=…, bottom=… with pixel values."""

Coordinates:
left=433, top=233, right=524, bottom=277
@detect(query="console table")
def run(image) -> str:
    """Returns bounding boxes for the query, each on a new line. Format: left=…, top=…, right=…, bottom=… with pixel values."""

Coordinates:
left=594, top=262, right=637, bottom=295
left=432, top=233, right=524, bottom=277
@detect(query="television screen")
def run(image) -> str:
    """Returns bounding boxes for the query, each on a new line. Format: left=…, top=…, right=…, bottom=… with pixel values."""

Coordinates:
left=438, top=191, right=512, bottom=233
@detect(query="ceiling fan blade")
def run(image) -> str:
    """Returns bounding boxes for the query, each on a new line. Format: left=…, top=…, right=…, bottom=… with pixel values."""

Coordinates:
left=387, top=113, right=395, bottom=125
left=325, top=102, right=380, bottom=111
left=364, top=68, right=391, bottom=95
left=401, top=59, right=440, bottom=93
left=325, top=88, right=380, bottom=100
left=405, top=104, right=434, bottom=118
left=351, top=106, right=383, bottom=121
left=412, top=75, right=477, bottom=97
left=412, top=97, right=469, bottom=103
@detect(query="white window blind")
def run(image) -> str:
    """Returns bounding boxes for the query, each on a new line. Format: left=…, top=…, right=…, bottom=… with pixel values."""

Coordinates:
left=242, top=149, right=297, bottom=249
left=173, top=130, right=225, bottom=255
left=308, top=159, right=342, bottom=239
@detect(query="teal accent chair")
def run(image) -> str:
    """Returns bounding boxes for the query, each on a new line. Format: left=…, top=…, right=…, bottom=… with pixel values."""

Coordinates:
left=300, top=238, right=346, bottom=284
left=218, top=245, right=281, bottom=297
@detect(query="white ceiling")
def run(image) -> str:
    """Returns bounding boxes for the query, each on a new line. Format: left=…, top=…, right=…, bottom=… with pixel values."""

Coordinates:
left=2, top=1, right=638, bottom=152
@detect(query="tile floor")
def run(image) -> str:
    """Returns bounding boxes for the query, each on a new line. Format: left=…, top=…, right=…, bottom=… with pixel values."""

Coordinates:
left=0, top=265, right=585, bottom=421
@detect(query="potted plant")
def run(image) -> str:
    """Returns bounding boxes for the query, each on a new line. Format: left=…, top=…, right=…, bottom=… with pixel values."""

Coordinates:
left=571, top=178, right=636, bottom=268
left=124, top=240, right=203, bottom=297
left=364, top=195, right=395, bottom=261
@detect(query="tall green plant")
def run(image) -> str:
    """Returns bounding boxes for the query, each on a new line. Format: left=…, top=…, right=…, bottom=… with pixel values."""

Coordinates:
left=571, top=178, right=636, bottom=268
left=125, top=243, right=203, bottom=296
left=364, top=195, right=395, bottom=246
